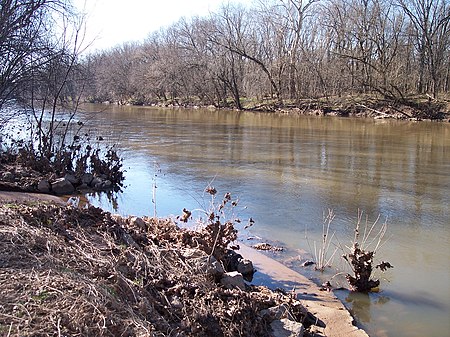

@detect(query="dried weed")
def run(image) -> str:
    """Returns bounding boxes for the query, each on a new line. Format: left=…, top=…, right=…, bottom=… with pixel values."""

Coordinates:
left=0, top=202, right=306, bottom=336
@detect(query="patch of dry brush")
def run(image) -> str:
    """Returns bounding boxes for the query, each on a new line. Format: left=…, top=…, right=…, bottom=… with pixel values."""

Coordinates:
left=0, top=202, right=306, bottom=336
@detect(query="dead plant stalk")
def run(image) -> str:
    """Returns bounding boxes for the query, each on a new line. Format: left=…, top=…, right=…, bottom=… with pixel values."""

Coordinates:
left=311, top=209, right=338, bottom=271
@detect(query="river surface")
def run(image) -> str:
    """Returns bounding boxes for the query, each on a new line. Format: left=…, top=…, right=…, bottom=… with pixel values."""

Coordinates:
left=78, top=104, right=449, bottom=337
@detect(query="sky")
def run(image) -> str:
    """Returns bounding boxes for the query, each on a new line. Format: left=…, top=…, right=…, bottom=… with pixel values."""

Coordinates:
left=73, top=0, right=251, bottom=52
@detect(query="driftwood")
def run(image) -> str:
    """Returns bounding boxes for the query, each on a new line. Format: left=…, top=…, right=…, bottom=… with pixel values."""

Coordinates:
left=387, top=105, right=412, bottom=118
left=356, top=103, right=412, bottom=119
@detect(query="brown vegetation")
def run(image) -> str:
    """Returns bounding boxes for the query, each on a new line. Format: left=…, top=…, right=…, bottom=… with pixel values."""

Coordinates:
left=0, top=146, right=124, bottom=194
left=81, top=0, right=450, bottom=120
left=343, top=213, right=393, bottom=292
left=0, top=202, right=310, bottom=336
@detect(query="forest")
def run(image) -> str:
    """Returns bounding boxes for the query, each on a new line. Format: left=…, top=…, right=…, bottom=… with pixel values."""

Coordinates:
left=1, top=0, right=449, bottom=114
left=82, top=0, right=450, bottom=112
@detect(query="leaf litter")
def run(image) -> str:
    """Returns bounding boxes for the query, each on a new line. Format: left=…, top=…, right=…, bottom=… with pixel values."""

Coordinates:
left=0, top=202, right=311, bottom=336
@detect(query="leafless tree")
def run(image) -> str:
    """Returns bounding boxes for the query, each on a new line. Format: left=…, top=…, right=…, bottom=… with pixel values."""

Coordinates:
left=209, top=3, right=285, bottom=104
left=0, top=0, right=75, bottom=109
left=397, top=0, right=450, bottom=98
left=80, top=0, right=450, bottom=109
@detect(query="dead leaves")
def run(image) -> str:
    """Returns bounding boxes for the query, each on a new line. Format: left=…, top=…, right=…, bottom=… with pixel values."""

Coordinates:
left=178, top=208, right=192, bottom=223
left=252, top=243, right=284, bottom=252
left=376, top=261, right=394, bottom=272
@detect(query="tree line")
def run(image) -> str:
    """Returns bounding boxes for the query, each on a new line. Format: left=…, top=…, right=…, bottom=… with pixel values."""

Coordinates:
left=1, top=0, right=449, bottom=113
left=83, top=0, right=450, bottom=109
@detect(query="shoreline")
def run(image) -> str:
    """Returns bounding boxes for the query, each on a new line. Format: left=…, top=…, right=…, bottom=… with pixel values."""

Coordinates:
left=238, top=244, right=368, bottom=337
left=89, top=96, right=450, bottom=123
left=0, top=192, right=368, bottom=337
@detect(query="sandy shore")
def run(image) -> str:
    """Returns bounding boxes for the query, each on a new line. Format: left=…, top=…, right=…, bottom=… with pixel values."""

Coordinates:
left=239, top=244, right=368, bottom=337
left=0, top=191, right=66, bottom=205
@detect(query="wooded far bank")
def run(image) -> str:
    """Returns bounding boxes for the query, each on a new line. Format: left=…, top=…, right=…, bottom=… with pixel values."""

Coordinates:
left=81, top=0, right=450, bottom=119
left=1, top=0, right=449, bottom=120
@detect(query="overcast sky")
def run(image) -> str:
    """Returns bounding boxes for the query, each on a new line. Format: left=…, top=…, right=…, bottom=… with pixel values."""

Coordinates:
left=73, top=0, right=251, bottom=52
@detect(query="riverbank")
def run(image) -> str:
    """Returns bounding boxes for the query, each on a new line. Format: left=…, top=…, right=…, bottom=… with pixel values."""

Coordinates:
left=0, top=194, right=368, bottom=337
left=103, top=95, right=450, bottom=122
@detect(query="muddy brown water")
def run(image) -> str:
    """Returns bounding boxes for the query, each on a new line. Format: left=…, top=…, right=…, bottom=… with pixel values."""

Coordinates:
left=78, top=104, right=449, bottom=337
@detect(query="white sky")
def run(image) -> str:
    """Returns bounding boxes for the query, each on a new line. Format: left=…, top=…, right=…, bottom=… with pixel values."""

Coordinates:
left=73, top=0, right=251, bottom=52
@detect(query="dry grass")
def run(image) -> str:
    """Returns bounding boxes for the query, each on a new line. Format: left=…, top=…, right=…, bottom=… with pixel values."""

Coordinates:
left=314, top=209, right=338, bottom=272
left=0, top=202, right=306, bottom=336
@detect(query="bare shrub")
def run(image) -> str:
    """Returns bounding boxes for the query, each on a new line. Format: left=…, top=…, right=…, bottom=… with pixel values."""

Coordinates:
left=178, top=186, right=242, bottom=262
left=314, top=209, right=338, bottom=271
left=343, top=211, right=393, bottom=292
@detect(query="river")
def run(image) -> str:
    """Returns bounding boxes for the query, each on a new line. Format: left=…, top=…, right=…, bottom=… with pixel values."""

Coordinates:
left=78, top=104, right=449, bottom=337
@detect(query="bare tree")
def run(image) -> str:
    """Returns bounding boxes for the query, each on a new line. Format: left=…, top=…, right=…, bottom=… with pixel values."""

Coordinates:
left=78, top=0, right=450, bottom=110
left=0, top=0, right=75, bottom=110
left=23, top=11, right=90, bottom=161
left=398, top=0, right=450, bottom=98
left=210, top=3, right=284, bottom=104
left=257, top=0, right=319, bottom=100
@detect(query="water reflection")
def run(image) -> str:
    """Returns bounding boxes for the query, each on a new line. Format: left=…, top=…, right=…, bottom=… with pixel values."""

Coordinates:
left=335, top=286, right=449, bottom=337
left=77, top=104, right=450, bottom=337
left=86, top=187, right=122, bottom=212
left=344, top=291, right=391, bottom=324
